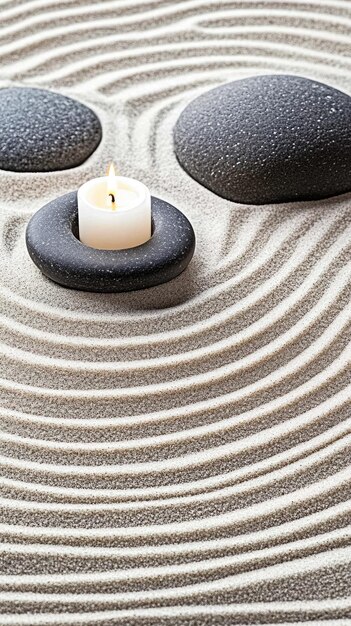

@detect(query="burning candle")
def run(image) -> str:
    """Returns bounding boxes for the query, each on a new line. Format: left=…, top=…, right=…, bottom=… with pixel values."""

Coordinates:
left=78, top=164, right=152, bottom=250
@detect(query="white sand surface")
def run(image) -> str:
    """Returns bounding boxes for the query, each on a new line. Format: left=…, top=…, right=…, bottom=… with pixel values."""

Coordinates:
left=0, top=0, right=351, bottom=623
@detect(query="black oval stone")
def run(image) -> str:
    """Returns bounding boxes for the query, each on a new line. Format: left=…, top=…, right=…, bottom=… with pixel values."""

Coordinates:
left=0, top=87, right=102, bottom=172
left=25, top=192, right=195, bottom=293
left=174, top=75, right=351, bottom=204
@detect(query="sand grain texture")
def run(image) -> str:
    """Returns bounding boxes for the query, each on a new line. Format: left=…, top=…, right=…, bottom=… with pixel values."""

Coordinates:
left=0, top=0, right=351, bottom=623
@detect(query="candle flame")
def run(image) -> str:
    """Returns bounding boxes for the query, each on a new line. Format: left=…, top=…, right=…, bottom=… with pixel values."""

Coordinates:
left=107, top=162, right=118, bottom=208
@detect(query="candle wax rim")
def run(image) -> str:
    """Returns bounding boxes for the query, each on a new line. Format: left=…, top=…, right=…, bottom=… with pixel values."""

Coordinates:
left=78, top=175, right=150, bottom=213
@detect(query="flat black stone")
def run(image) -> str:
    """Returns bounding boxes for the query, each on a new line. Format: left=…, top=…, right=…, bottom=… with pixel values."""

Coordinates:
left=0, top=87, right=102, bottom=172
left=174, top=74, right=351, bottom=204
left=26, top=192, right=196, bottom=292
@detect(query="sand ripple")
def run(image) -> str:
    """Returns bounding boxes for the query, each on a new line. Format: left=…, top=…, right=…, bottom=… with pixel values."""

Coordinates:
left=0, top=0, right=351, bottom=623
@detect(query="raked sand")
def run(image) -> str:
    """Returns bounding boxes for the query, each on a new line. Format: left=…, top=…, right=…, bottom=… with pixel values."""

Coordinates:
left=0, top=0, right=351, bottom=623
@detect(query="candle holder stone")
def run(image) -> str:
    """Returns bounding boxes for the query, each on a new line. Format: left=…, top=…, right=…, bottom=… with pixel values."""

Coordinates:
left=26, top=191, right=196, bottom=292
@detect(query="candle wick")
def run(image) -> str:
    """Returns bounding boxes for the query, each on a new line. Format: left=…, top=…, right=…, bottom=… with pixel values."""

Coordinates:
left=109, top=193, right=116, bottom=204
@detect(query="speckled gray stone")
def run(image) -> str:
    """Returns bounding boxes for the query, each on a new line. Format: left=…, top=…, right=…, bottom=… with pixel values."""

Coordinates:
left=174, top=74, right=351, bottom=204
left=0, top=87, right=102, bottom=172
left=26, top=191, right=195, bottom=292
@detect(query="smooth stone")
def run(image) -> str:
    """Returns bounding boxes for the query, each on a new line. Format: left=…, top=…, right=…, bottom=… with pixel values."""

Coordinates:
left=174, top=74, right=351, bottom=204
left=0, top=87, right=102, bottom=172
left=26, top=192, right=196, bottom=292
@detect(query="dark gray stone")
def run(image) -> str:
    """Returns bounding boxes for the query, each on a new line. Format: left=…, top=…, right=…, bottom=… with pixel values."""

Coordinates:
left=26, top=192, right=196, bottom=292
left=174, top=74, right=351, bottom=204
left=0, top=87, right=102, bottom=172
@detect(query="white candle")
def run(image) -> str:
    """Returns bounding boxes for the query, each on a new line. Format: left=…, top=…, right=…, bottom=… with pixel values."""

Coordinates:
left=78, top=165, right=151, bottom=250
